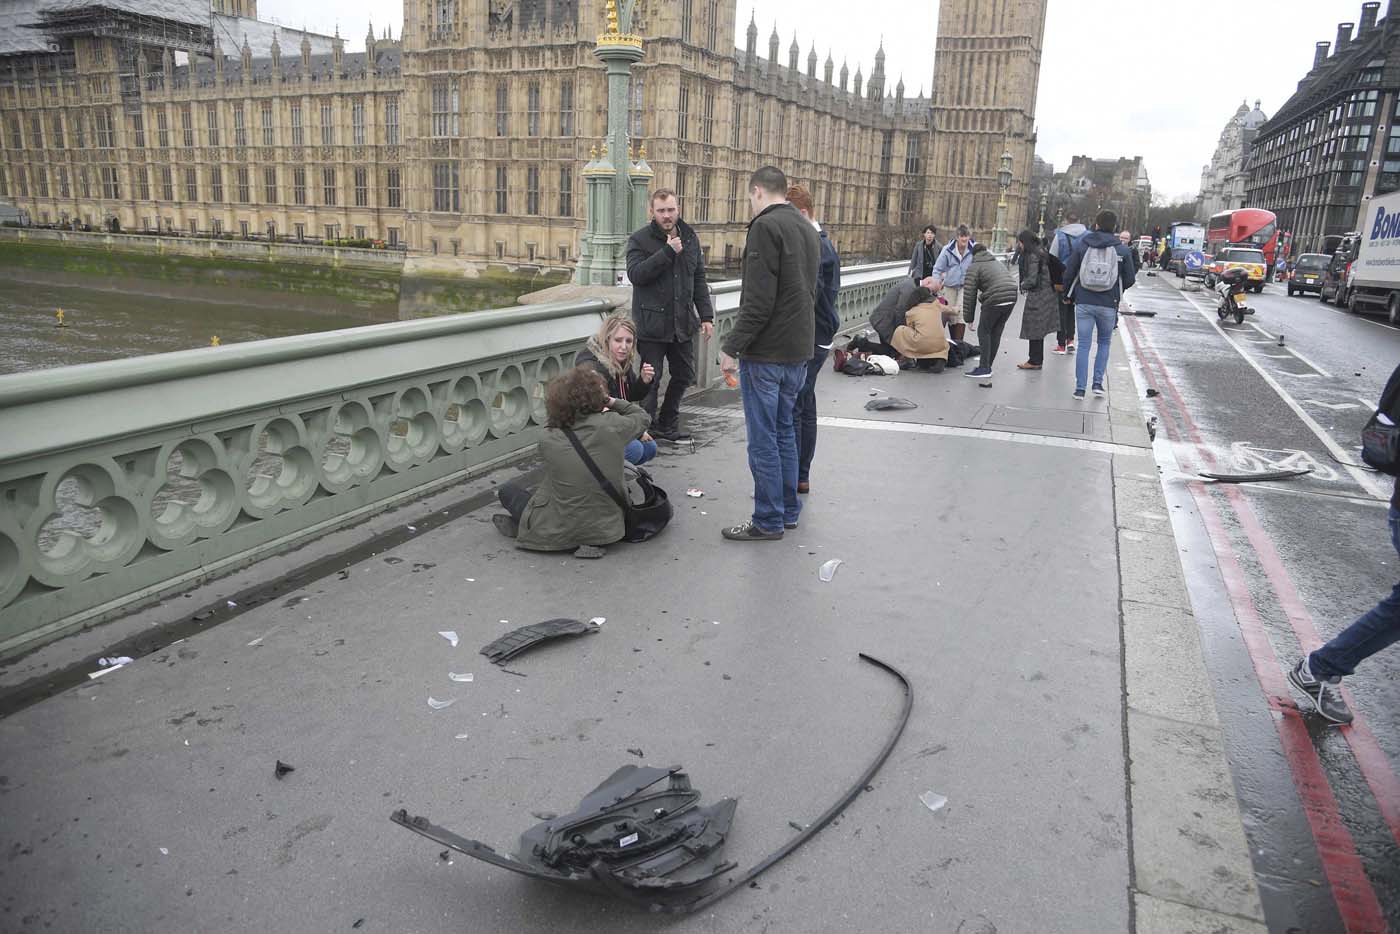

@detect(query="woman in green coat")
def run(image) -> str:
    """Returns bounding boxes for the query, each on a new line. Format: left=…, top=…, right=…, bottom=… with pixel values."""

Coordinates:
left=492, top=366, right=652, bottom=558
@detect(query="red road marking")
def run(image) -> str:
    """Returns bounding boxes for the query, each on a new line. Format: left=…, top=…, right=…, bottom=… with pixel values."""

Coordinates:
left=1123, top=316, right=1393, bottom=933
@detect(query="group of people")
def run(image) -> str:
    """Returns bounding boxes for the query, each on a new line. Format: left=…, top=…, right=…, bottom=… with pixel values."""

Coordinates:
left=491, top=166, right=837, bottom=553
left=852, top=208, right=1135, bottom=396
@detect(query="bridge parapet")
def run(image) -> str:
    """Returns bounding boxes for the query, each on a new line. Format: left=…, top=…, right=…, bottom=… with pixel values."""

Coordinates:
left=0, top=261, right=905, bottom=656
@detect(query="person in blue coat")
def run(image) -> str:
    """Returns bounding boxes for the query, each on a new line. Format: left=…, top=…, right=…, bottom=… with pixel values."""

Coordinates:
left=930, top=224, right=975, bottom=343
left=787, top=185, right=841, bottom=494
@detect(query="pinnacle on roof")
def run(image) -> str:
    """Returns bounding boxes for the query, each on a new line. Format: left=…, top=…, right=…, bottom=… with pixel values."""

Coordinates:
left=874, top=39, right=885, bottom=69
left=790, top=33, right=799, bottom=54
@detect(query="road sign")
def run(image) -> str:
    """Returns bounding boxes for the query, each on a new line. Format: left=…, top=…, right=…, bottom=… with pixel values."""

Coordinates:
left=1185, top=251, right=1204, bottom=270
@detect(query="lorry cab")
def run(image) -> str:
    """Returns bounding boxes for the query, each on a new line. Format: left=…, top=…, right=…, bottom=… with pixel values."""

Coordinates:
left=1206, top=246, right=1268, bottom=292
left=1320, top=233, right=1359, bottom=306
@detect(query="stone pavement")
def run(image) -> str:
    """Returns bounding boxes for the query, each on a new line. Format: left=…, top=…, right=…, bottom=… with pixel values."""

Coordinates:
left=0, top=301, right=1264, bottom=933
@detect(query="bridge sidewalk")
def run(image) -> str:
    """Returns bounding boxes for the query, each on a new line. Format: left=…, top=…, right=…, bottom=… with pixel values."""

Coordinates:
left=0, top=310, right=1263, bottom=932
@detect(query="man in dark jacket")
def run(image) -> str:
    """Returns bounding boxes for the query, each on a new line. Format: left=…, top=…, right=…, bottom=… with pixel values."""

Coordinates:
left=625, top=188, right=714, bottom=441
left=1065, top=209, right=1137, bottom=399
left=960, top=244, right=1018, bottom=383
left=719, top=166, right=819, bottom=541
left=786, top=184, right=841, bottom=494
left=1288, top=363, right=1400, bottom=724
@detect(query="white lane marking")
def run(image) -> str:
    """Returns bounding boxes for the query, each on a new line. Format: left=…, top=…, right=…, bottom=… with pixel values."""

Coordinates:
left=1312, top=301, right=1400, bottom=332
left=1301, top=399, right=1362, bottom=411
left=1175, top=290, right=1390, bottom=501
left=680, top=406, right=1150, bottom=457
left=1281, top=345, right=1333, bottom=378
left=1277, top=371, right=1322, bottom=379
left=1248, top=321, right=1333, bottom=376
left=1248, top=323, right=1275, bottom=339
left=1359, top=396, right=1378, bottom=409
left=1257, top=353, right=1293, bottom=359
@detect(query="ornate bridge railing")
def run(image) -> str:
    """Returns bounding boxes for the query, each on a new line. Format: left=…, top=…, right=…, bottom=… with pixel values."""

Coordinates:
left=0, top=261, right=905, bottom=656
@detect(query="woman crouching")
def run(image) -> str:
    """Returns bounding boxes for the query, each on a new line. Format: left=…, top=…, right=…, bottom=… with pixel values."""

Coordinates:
left=492, top=366, right=652, bottom=559
left=574, top=314, right=658, bottom=465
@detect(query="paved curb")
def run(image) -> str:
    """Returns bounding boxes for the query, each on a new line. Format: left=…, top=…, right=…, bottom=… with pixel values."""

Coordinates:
left=1108, top=322, right=1268, bottom=932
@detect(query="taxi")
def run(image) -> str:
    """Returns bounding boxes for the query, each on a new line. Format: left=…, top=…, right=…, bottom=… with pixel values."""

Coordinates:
left=1286, top=253, right=1329, bottom=297
left=1206, top=246, right=1268, bottom=293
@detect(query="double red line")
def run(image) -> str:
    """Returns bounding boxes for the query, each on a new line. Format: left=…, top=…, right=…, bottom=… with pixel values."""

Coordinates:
left=1123, top=313, right=1398, bottom=934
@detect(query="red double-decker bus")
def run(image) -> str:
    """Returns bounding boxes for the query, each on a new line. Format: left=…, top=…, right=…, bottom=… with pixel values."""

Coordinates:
left=1206, top=209, right=1279, bottom=265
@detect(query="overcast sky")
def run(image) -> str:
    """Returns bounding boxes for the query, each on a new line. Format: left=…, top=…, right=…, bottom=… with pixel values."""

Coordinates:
left=262, top=0, right=1366, bottom=202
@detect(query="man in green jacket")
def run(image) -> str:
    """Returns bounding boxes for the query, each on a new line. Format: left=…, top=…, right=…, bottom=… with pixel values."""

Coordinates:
left=719, top=166, right=820, bottom=541
left=961, top=244, right=1019, bottom=384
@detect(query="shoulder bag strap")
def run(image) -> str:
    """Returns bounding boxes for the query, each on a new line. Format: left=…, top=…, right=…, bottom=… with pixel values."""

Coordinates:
left=561, top=427, right=629, bottom=512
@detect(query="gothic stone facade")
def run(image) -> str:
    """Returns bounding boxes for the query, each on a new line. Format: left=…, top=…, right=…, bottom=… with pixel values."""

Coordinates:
left=0, top=0, right=1048, bottom=268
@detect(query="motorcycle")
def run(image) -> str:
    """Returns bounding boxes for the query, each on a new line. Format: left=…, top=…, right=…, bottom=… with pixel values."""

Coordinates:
left=1215, top=267, right=1253, bottom=326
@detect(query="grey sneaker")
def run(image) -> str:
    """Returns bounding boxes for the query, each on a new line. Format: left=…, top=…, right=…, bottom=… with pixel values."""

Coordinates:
left=722, top=521, right=783, bottom=541
left=573, top=544, right=607, bottom=559
left=1288, top=659, right=1353, bottom=724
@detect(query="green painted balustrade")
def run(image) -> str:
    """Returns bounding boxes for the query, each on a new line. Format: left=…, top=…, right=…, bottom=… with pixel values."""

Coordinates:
left=0, top=261, right=906, bottom=656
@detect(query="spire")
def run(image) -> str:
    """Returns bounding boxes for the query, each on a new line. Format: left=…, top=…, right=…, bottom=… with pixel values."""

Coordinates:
left=853, top=65, right=863, bottom=98
left=824, top=49, right=833, bottom=84
left=768, top=22, right=779, bottom=62
left=746, top=9, right=757, bottom=50
left=874, top=39, right=885, bottom=72
left=788, top=33, right=799, bottom=72
left=839, top=58, right=848, bottom=91
left=896, top=75, right=904, bottom=99
left=807, top=42, right=817, bottom=78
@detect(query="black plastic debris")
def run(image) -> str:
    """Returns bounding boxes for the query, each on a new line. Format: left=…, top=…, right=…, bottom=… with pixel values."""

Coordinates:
left=480, top=618, right=602, bottom=665
left=864, top=397, right=919, bottom=411
left=1145, top=388, right=1160, bottom=398
left=391, top=653, right=912, bottom=915
left=626, top=747, right=644, bottom=758
left=274, top=760, right=295, bottom=779
left=1199, top=468, right=1313, bottom=483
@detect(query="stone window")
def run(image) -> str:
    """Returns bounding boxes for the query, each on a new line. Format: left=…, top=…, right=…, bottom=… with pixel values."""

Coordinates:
left=558, top=166, right=572, bottom=216
left=158, top=109, right=170, bottom=147
left=526, top=164, right=540, bottom=214
left=240, top=220, right=249, bottom=237
left=325, top=224, right=339, bottom=240
left=320, top=102, right=333, bottom=145
left=14, top=166, right=26, bottom=197
left=678, top=83, right=690, bottom=139
left=355, top=226, right=365, bottom=239
left=702, top=88, right=714, bottom=143
left=629, top=74, right=644, bottom=140
left=526, top=242, right=536, bottom=261
left=387, top=167, right=401, bottom=207
left=96, top=109, right=115, bottom=148
left=263, top=166, right=277, bottom=202
left=675, top=165, right=687, bottom=205
left=680, top=0, right=692, bottom=43
left=731, top=98, right=741, bottom=149
left=206, top=104, right=220, bottom=145
left=322, top=167, right=337, bottom=205
left=293, top=167, right=307, bottom=205
left=261, top=101, right=274, bottom=146
left=130, top=113, right=143, bottom=148
left=237, top=166, right=250, bottom=203
left=696, top=168, right=711, bottom=222
left=290, top=102, right=303, bottom=145
left=294, top=222, right=305, bottom=240
left=559, top=80, right=574, bottom=136
left=181, top=105, right=193, bottom=147
left=727, top=171, right=738, bottom=222
left=233, top=103, right=246, bottom=147
left=36, top=167, right=48, bottom=197
left=210, top=166, right=223, bottom=202
left=496, top=81, right=509, bottom=137
left=352, top=98, right=365, bottom=145
left=74, top=112, right=86, bottom=149
left=161, top=166, right=173, bottom=200
left=495, top=164, right=508, bottom=213
left=385, top=98, right=400, bottom=144
left=354, top=167, right=368, bottom=207
left=184, top=166, right=197, bottom=201
left=387, top=227, right=400, bottom=247
left=51, top=114, right=64, bottom=149
left=495, top=240, right=505, bottom=259
left=527, top=82, right=540, bottom=137
left=904, top=135, right=922, bottom=175
left=29, top=115, right=43, bottom=150
left=58, top=166, right=70, bottom=198
left=432, top=161, right=459, bottom=212
left=212, top=218, right=222, bottom=235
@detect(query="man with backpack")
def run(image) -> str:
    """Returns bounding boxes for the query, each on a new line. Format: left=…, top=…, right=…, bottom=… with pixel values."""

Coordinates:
left=1287, top=363, right=1400, bottom=724
left=1051, top=212, right=1087, bottom=354
left=1064, top=210, right=1136, bottom=399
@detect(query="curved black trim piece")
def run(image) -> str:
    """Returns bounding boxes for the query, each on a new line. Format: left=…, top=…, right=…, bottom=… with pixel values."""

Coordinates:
left=1198, top=468, right=1313, bottom=483
left=661, top=652, right=913, bottom=915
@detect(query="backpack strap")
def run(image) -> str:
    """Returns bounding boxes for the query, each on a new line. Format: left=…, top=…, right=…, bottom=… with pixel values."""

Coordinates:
left=561, top=427, right=629, bottom=513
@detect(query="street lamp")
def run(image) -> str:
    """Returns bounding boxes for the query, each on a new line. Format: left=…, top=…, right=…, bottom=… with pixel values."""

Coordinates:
left=1037, top=191, right=1048, bottom=240
left=993, top=149, right=1012, bottom=253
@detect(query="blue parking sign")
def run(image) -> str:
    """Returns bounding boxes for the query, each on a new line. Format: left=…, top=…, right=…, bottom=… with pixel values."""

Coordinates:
left=1184, top=251, right=1204, bottom=270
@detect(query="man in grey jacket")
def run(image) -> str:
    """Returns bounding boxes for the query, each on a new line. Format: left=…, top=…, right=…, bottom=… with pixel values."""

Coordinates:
left=719, top=166, right=820, bottom=541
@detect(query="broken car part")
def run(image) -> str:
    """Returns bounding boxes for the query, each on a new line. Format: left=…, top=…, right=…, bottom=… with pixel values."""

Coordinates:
left=479, top=618, right=602, bottom=665
left=1198, top=468, right=1313, bottom=483
left=390, top=653, right=911, bottom=914
left=864, top=397, right=919, bottom=411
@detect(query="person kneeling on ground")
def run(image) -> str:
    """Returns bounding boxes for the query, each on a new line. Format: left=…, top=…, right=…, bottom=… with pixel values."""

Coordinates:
left=575, top=313, right=658, bottom=465
left=849, top=276, right=935, bottom=357
left=890, top=286, right=950, bottom=372
left=492, top=367, right=652, bottom=559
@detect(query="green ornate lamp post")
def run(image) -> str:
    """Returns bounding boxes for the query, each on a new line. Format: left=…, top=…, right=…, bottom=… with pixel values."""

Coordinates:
left=575, top=0, right=651, bottom=285
left=992, top=148, right=1013, bottom=253
left=1037, top=191, right=1048, bottom=240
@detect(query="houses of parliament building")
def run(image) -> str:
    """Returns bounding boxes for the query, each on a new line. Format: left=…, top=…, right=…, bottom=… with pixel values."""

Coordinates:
left=0, top=0, right=1046, bottom=269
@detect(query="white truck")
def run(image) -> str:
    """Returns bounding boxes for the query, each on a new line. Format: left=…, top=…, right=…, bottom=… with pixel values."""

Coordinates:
left=1346, top=189, right=1400, bottom=324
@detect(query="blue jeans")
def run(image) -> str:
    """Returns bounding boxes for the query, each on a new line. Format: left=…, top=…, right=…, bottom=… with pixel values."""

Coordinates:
left=794, top=348, right=829, bottom=484
left=1075, top=303, right=1117, bottom=391
left=1310, top=506, right=1400, bottom=679
left=739, top=360, right=806, bottom=532
left=624, top=438, right=657, bottom=465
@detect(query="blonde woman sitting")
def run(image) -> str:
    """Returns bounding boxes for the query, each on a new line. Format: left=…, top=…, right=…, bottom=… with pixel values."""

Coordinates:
left=576, top=314, right=658, bottom=464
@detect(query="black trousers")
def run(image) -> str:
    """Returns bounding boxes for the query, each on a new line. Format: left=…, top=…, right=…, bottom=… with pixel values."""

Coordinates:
left=1028, top=338, right=1045, bottom=366
left=498, top=480, right=533, bottom=524
left=979, top=303, right=1014, bottom=371
left=1056, top=298, right=1075, bottom=346
left=638, top=337, right=695, bottom=430
left=848, top=334, right=900, bottom=357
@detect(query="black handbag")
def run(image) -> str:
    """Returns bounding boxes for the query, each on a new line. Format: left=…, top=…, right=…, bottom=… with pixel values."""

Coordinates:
left=1361, top=412, right=1400, bottom=475
left=561, top=428, right=673, bottom=543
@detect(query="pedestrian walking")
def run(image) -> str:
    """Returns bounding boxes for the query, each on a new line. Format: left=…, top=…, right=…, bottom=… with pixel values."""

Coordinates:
left=908, top=225, right=938, bottom=281
left=1014, top=229, right=1061, bottom=370
left=574, top=313, right=658, bottom=465
left=1065, top=209, right=1137, bottom=399
left=960, top=243, right=1018, bottom=384
left=1051, top=211, right=1087, bottom=353
left=1288, top=363, right=1400, bottom=724
left=625, top=188, right=714, bottom=442
left=1118, top=230, right=1142, bottom=273
left=787, top=184, right=841, bottom=495
left=930, top=224, right=975, bottom=343
left=718, top=166, right=820, bottom=541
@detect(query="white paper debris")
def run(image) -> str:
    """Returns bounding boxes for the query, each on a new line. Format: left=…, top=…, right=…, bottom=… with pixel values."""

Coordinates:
left=226, top=600, right=237, bottom=607
left=449, top=672, right=474, bottom=683
left=246, top=637, right=264, bottom=647
left=159, top=847, right=169, bottom=856
left=407, top=525, right=417, bottom=531
left=818, top=559, right=843, bottom=582
left=438, top=631, right=459, bottom=647
left=455, top=732, right=470, bottom=740
left=919, top=791, right=948, bottom=813
left=465, top=578, right=476, bottom=582
left=427, top=697, right=456, bottom=710
left=98, top=656, right=134, bottom=667
left=590, top=617, right=606, bottom=626
left=618, top=833, right=639, bottom=848
left=685, top=488, right=704, bottom=498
